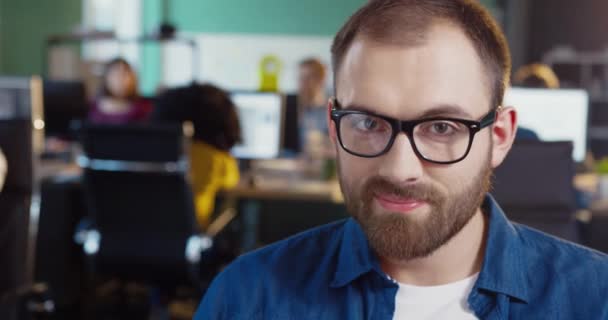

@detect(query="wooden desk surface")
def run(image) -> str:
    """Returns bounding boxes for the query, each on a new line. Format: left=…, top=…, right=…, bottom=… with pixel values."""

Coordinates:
left=37, top=160, right=81, bottom=181
left=223, top=177, right=344, bottom=203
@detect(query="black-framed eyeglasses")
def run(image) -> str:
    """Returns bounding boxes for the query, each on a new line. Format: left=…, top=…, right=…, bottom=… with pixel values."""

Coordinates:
left=330, top=99, right=497, bottom=164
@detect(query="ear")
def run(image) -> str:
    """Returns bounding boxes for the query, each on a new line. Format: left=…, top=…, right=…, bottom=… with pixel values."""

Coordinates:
left=491, top=106, right=517, bottom=168
left=327, top=98, right=338, bottom=145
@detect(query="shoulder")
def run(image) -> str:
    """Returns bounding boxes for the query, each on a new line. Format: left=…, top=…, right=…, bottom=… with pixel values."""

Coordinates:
left=195, top=219, right=348, bottom=318
left=516, top=223, right=608, bottom=267
left=216, top=218, right=347, bottom=285
left=514, top=224, right=608, bottom=296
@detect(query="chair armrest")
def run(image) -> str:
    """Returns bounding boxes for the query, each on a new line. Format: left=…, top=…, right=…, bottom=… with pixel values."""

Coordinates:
left=73, top=228, right=101, bottom=255
left=185, top=235, right=213, bottom=264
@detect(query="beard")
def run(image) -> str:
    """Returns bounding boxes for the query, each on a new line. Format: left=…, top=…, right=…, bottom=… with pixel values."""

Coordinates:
left=337, top=156, right=492, bottom=262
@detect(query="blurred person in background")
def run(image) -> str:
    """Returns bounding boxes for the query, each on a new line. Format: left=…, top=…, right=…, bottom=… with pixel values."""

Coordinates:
left=297, top=58, right=333, bottom=160
left=513, top=63, right=560, bottom=89
left=511, top=63, right=560, bottom=141
left=298, top=58, right=328, bottom=126
left=88, top=57, right=152, bottom=124
left=153, top=83, right=241, bottom=229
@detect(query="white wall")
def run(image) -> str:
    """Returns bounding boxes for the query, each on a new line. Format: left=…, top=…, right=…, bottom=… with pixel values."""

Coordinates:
left=162, top=32, right=334, bottom=93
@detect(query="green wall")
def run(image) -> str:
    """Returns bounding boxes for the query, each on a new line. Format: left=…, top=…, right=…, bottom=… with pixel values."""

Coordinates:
left=140, top=0, right=162, bottom=95
left=0, top=0, right=82, bottom=75
left=0, top=0, right=498, bottom=78
left=481, top=0, right=497, bottom=11
left=168, top=0, right=366, bottom=36
left=168, top=0, right=497, bottom=35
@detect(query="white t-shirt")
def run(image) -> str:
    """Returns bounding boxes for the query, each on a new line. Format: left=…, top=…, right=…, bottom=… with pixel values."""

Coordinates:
left=392, top=273, right=479, bottom=320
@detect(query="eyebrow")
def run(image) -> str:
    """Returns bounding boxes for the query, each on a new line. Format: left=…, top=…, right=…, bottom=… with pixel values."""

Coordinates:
left=336, top=100, right=474, bottom=120
left=417, top=105, right=473, bottom=119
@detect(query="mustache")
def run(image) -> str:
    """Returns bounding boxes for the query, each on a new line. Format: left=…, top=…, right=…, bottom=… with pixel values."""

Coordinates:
left=361, top=176, right=444, bottom=205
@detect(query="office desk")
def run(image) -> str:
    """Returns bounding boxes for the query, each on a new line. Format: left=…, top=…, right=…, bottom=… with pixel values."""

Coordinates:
left=38, top=159, right=81, bottom=181
left=217, top=164, right=347, bottom=251
left=223, top=176, right=343, bottom=203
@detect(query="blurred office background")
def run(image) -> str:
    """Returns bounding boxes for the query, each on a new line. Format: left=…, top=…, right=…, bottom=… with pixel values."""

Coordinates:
left=2, top=0, right=608, bottom=319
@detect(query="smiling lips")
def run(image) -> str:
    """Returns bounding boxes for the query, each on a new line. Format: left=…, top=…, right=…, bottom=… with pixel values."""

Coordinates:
left=374, top=192, right=428, bottom=213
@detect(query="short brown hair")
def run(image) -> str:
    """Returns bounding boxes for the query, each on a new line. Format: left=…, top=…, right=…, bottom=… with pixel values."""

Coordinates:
left=331, top=0, right=511, bottom=110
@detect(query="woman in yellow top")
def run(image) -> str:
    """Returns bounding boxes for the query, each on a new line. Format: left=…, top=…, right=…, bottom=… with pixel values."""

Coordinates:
left=153, top=84, right=241, bottom=228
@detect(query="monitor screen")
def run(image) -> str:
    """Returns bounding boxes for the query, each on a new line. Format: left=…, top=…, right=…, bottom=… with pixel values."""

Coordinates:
left=230, top=92, right=283, bottom=159
left=503, top=87, right=589, bottom=162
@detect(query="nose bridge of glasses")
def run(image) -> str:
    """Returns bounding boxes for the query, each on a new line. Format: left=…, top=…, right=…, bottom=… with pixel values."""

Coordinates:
left=398, top=119, right=418, bottom=137
left=391, top=120, right=419, bottom=156
left=379, top=130, right=424, bottom=181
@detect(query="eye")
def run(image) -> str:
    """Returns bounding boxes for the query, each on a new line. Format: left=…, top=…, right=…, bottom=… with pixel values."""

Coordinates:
left=419, top=120, right=464, bottom=137
left=347, top=114, right=389, bottom=133
left=430, top=122, right=453, bottom=135
left=357, top=117, right=380, bottom=131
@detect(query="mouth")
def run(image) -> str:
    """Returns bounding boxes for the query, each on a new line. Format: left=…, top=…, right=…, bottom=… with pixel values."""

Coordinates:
left=373, top=192, right=428, bottom=214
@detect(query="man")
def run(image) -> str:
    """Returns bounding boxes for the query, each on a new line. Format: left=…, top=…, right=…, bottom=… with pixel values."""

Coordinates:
left=297, top=58, right=328, bottom=113
left=195, top=0, right=608, bottom=319
left=297, top=58, right=332, bottom=158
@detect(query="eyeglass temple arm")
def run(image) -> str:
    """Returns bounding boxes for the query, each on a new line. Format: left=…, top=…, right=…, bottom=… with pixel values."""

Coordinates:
left=479, top=108, right=499, bottom=128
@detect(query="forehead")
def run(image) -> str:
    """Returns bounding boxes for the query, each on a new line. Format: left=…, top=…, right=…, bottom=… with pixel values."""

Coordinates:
left=336, top=23, right=491, bottom=120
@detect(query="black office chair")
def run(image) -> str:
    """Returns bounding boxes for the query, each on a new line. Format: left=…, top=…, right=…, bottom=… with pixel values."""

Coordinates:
left=492, top=140, right=581, bottom=242
left=74, top=123, right=213, bottom=290
left=0, top=121, right=52, bottom=318
left=0, top=119, right=35, bottom=319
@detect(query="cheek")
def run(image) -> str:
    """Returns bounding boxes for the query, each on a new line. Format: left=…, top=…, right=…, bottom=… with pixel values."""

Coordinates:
left=426, top=133, right=491, bottom=192
left=337, top=150, right=379, bottom=186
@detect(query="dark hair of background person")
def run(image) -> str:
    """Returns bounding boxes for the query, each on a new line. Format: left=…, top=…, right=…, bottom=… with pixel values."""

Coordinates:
left=330, top=0, right=511, bottom=111
left=513, top=63, right=560, bottom=89
left=99, top=57, right=139, bottom=100
left=153, top=83, right=242, bottom=152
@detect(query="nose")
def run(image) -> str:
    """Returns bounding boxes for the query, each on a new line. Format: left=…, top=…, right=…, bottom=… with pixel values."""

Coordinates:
left=377, top=133, right=424, bottom=184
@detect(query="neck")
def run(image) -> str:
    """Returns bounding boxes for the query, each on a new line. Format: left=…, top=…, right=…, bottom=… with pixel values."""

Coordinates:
left=380, top=208, right=488, bottom=286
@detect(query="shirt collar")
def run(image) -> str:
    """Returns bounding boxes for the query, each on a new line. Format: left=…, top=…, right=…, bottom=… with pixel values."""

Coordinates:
left=330, top=194, right=530, bottom=303
left=474, top=194, right=529, bottom=303
left=330, top=218, right=382, bottom=288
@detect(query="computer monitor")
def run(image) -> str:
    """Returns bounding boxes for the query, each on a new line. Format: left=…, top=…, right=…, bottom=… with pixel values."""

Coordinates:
left=282, top=94, right=301, bottom=153
left=503, top=87, right=589, bottom=162
left=230, top=92, right=284, bottom=159
left=42, top=79, right=88, bottom=139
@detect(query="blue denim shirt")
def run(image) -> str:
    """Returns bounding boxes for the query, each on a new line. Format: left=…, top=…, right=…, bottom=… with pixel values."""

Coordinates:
left=195, top=195, right=608, bottom=319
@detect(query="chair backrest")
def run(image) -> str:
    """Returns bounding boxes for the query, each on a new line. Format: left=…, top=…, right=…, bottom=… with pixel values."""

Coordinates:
left=0, top=120, right=33, bottom=194
left=80, top=123, right=183, bottom=162
left=492, top=140, right=579, bottom=241
left=79, top=123, right=198, bottom=260
left=0, top=120, right=34, bottom=302
left=492, top=140, right=577, bottom=217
